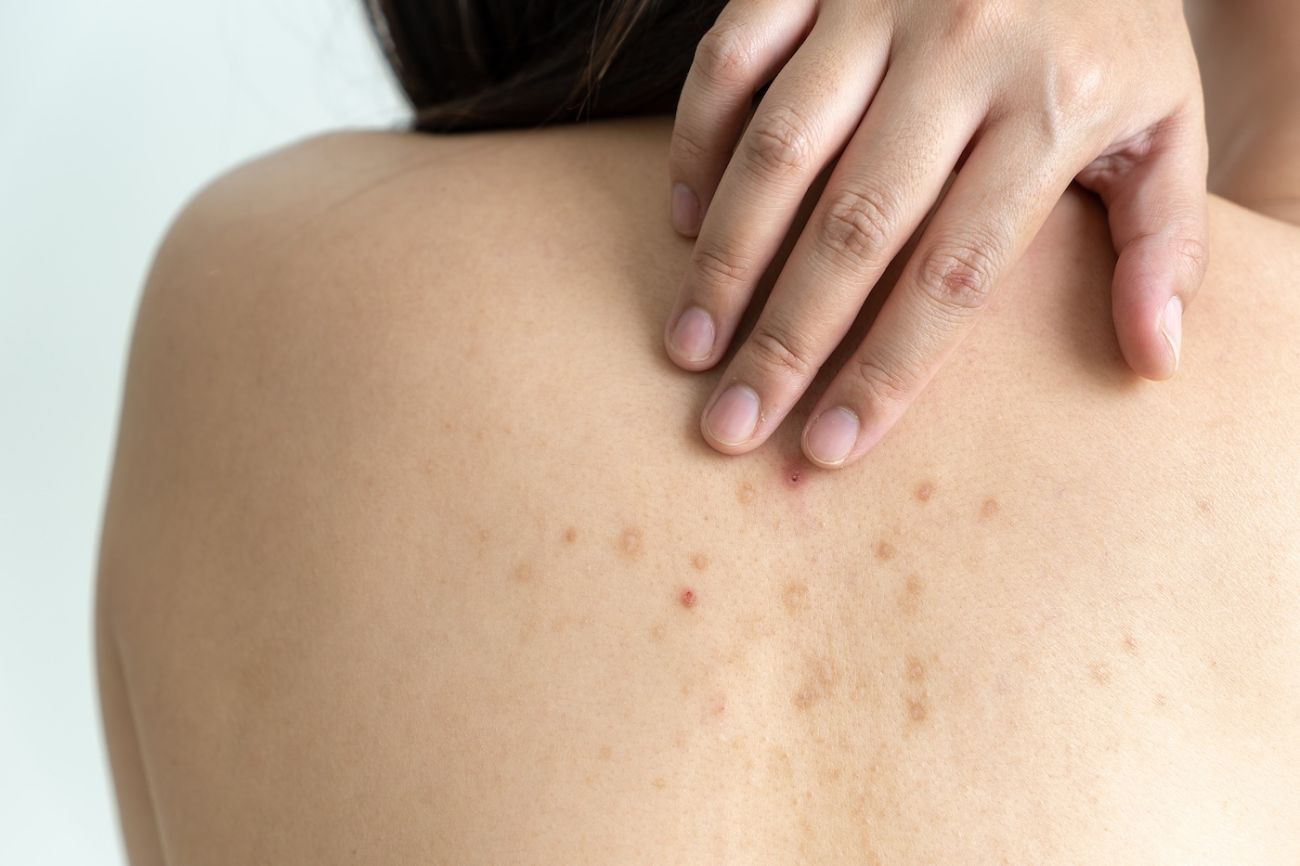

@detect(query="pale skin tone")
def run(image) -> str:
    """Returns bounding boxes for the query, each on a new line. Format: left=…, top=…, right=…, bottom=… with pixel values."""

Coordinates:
left=665, top=0, right=1210, bottom=468
left=98, top=5, right=1299, bottom=863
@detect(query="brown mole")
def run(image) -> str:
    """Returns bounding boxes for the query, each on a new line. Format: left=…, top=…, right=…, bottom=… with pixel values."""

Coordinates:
left=691, top=553, right=710, bottom=571
left=874, top=540, right=897, bottom=561
left=512, top=563, right=535, bottom=584
left=782, top=580, right=810, bottom=616
left=792, top=653, right=837, bottom=711
left=905, top=656, right=926, bottom=682
left=737, top=480, right=757, bottom=505
left=562, top=526, right=578, bottom=544
left=907, top=698, right=928, bottom=723
left=980, top=497, right=1001, bottom=518
left=898, top=574, right=924, bottom=616
left=914, top=480, right=936, bottom=502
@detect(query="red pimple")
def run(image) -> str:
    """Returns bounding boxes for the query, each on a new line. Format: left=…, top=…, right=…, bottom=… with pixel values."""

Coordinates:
left=781, top=457, right=808, bottom=489
left=679, top=588, right=697, bottom=609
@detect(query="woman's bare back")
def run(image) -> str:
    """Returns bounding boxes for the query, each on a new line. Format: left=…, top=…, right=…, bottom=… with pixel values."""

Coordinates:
left=98, top=119, right=1300, bottom=864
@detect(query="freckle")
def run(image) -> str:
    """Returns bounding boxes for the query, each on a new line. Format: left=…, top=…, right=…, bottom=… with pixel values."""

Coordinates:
left=512, top=563, right=535, bottom=583
left=649, top=622, right=666, bottom=642
left=980, top=497, right=1000, bottom=518
left=905, top=656, right=926, bottom=682
left=691, top=553, right=709, bottom=571
left=737, top=480, right=756, bottom=504
left=782, top=580, right=810, bottom=616
left=874, top=540, right=896, bottom=561
left=619, top=526, right=643, bottom=559
left=562, top=526, right=577, bottom=544
left=680, top=679, right=694, bottom=696
left=598, top=744, right=612, bottom=761
left=898, top=574, right=924, bottom=616
left=679, top=588, right=697, bottom=609
left=907, top=698, right=928, bottom=723
left=1090, top=662, right=1112, bottom=685
left=1207, top=658, right=1218, bottom=669
left=914, top=480, right=935, bottom=502
left=1123, top=633, right=1138, bottom=654
left=652, top=777, right=667, bottom=789
left=793, top=653, right=836, bottom=711
left=1153, top=693, right=1168, bottom=708
left=1197, top=499, right=1211, bottom=515
left=478, top=528, right=491, bottom=544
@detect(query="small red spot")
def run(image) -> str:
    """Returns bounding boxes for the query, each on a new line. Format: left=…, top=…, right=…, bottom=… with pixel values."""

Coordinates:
left=679, top=588, right=697, bottom=609
left=781, top=458, right=809, bottom=489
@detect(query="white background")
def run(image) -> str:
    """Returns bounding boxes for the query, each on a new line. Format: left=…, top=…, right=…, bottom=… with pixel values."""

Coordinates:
left=0, top=2, right=407, bottom=861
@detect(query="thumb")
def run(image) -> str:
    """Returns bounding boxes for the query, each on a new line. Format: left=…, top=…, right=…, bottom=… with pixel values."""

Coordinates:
left=1081, top=114, right=1209, bottom=380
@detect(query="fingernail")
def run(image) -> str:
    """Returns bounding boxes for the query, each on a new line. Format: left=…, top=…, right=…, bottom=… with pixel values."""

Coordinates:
left=669, top=306, right=715, bottom=362
left=804, top=407, right=860, bottom=467
left=1160, top=295, right=1183, bottom=374
left=672, top=183, right=701, bottom=235
left=704, top=384, right=760, bottom=446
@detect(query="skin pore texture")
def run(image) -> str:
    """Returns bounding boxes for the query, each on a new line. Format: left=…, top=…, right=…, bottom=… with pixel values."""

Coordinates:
left=97, top=116, right=1300, bottom=864
left=99, top=0, right=1300, bottom=852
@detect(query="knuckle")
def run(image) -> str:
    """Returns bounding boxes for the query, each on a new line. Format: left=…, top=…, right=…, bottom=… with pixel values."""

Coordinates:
left=694, top=23, right=757, bottom=88
left=1051, top=58, right=1106, bottom=116
left=742, top=106, right=817, bottom=177
left=670, top=123, right=709, bottom=167
left=851, top=355, right=912, bottom=408
left=916, top=239, right=999, bottom=312
left=1176, top=234, right=1208, bottom=280
left=690, top=242, right=752, bottom=292
left=747, top=322, right=817, bottom=379
left=1038, top=53, right=1107, bottom=141
left=940, top=0, right=999, bottom=43
left=819, top=187, right=897, bottom=270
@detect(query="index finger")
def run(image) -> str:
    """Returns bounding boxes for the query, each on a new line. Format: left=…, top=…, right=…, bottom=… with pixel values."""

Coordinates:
left=668, top=0, right=816, bottom=235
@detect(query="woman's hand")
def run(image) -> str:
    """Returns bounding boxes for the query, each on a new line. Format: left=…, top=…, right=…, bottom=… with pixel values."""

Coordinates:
left=664, top=0, right=1208, bottom=467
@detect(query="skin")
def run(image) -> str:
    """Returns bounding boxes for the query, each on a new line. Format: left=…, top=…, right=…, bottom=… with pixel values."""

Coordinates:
left=97, top=6, right=1300, bottom=863
left=664, top=0, right=1209, bottom=468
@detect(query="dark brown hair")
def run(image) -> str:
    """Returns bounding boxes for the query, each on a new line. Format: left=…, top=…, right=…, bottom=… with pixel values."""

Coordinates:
left=364, top=0, right=726, bottom=131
